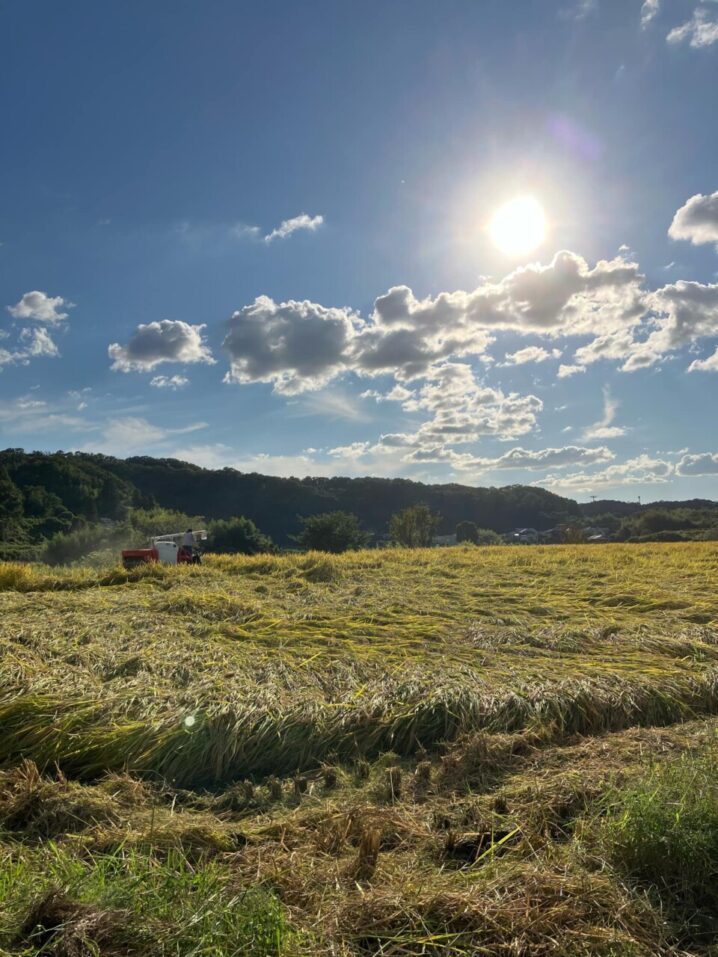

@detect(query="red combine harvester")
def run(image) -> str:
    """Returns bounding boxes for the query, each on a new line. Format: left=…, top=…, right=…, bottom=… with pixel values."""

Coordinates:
left=121, top=530, right=207, bottom=569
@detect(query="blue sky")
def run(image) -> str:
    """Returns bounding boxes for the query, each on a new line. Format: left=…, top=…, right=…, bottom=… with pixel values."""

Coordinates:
left=1, top=0, right=717, bottom=501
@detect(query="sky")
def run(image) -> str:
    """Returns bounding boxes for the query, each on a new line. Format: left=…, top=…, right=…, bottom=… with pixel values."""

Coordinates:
left=1, top=0, right=718, bottom=503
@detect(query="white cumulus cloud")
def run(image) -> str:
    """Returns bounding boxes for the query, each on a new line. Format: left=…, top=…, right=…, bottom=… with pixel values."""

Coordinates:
left=669, top=191, right=718, bottom=247
left=687, top=346, right=718, bottom=372
left=470, top=445, right=614, bottom=471
left=676, top=452, right=718, bottom=475
left=109, top=320, right=215, bottom=373
left=501, top=346, right=562, bottom=365
left=0, top=327, right=61, bottom=368
left=558, top=363, right=586, bottom=378
left=537, top=454, right=674, bottom=492
left=7, top=291, right=71, bottom=323
left=222, top=296, right=357, bottom=394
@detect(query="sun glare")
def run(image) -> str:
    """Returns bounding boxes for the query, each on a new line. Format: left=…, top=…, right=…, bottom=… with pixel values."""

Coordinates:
left=489, top=195, right=547, bottom=257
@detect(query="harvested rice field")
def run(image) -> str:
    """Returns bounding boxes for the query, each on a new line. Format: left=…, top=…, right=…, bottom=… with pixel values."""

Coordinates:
left=1, top=543, right=718, bottom=956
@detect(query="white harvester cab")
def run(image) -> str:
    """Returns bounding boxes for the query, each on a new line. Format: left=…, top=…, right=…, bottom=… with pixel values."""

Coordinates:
left=155, top=540, right=180, bottom=564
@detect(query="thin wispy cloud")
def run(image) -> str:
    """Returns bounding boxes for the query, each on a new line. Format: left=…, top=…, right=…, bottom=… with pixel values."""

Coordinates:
left=667, top=7, right=718, bottom=47
left=264, top=213, right=324, bottom=243
left=582, top=386, right=627, bottom=441
left=150, top=374, right=190, bottom=390
left=641, top=0, right=660, bottom=28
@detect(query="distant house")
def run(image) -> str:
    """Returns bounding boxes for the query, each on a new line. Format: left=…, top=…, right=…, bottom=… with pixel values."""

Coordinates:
left=434, top=533, right=457, bottom=546
left=509, top=527, right=539, bottom=544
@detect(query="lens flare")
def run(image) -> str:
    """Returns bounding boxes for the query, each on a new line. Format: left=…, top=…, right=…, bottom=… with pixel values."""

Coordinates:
left=489, top=196, right=547, bottom=257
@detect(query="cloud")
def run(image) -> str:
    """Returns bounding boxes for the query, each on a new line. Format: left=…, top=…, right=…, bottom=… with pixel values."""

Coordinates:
left=330, top=362, right=545, bottom=474
left=222, top=296, right=357, bottom=394
left=350, top=252, right=644, bottom=381
left=669, top=191, right=718, bottom=246
left=582, top=386, right=627, bottom=440
left=558, top=363, right=586, bottom=378
left=501, top=346, right=562, bottom=365
left=620, top=281, right=718, bottom=370
left=216, top=248, right=717, bottom=475
left=20, top=327, right=60, bottom=358
left=564, top=278, right=718, bottom=372
left=219, top=251, right=649, bottom=392
left=68, top=387, right=91, bottom=411
left=470, top=445, right=615, bottom=471
left=361, top=384, right=414, bottom=403
left=109, top=320, right=215, bottom=372
left=573, top=329, right=638, bottom=367
left=676, top=452, right=718, bottom=475
left=85, top=417, right=208, bottom=456
left=641, top=0, right=660, bottom=27
left=667, top=7, right=718, bottom=47
left=169, top=442, right=413, bottom=479
left=264, top=213, right=324, bottom=243
left=7, top=291, right=71, bottom=323
left=150, top=374, right=189, bottom=389
left=358, top=440, right=613, bottom=475
left=293, top=390, right=371, bottom=422
left=561, top=0, right=596, bottom=20
left=173, top=220, right=262, bottom=250
left=229, top=223, right=262, bottom=240
left=0, top=327, right=61, bottom=369
left=0, top=394, right=88, bottom=433
left=396, top=362, right=543, bottom=443
left=368, top=252, right=644, bottom=338
left=687, top=346, right=718, bottom=372
left=537, top=454, right=674, bottom=492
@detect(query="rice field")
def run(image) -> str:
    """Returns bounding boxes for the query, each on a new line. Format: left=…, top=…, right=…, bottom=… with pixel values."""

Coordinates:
left=2, top=542, right=718, bottom=955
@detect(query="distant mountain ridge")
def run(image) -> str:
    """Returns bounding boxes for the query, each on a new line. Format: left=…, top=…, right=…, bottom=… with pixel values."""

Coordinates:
left=2, top=449, right=717, bottom=556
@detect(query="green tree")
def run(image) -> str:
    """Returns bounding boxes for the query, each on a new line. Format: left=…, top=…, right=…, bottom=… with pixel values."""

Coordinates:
left=390, top=504, right=440, bottom=548
left=0, top=467, right=24, bottom=540
left=560, top=524, right=587, bottom=544
left=207, top=517, right=275, bottom=554
left=456, top=521, right=479, bottom=544
left=474, top=527, right=502, bottom=545
left=295, top=511, right=370, bottom=553
left=130, top=507, right=205, bottom=541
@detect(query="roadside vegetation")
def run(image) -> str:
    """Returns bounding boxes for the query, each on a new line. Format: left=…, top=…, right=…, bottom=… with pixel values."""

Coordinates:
left=1, top=542, right=718, bottom=954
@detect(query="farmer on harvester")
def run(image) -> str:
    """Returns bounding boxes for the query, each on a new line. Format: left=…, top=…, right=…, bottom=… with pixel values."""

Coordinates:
left=181, top=528, right=196, bottom=561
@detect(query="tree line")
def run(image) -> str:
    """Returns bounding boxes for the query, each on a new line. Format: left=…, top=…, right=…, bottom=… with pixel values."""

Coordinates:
left=1, top=448, right=717, bottom=562
left=0, top=448, right=579, bottom=559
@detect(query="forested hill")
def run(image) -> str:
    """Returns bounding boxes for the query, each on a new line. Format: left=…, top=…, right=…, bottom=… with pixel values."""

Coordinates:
left=1, top=448, right=581, bottom=549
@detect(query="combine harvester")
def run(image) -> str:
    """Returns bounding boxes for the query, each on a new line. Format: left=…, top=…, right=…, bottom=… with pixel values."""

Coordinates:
left=121, top=530, right=207, bottom=569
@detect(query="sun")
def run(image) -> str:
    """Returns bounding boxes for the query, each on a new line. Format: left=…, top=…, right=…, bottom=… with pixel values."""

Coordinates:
left=489, top=195, right=547, bottom=257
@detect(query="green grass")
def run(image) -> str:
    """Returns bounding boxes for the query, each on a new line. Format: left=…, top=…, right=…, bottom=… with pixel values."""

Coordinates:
left=0, top=843, right=298, bottom=956
left=601, top=745, right=718, bottom=929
